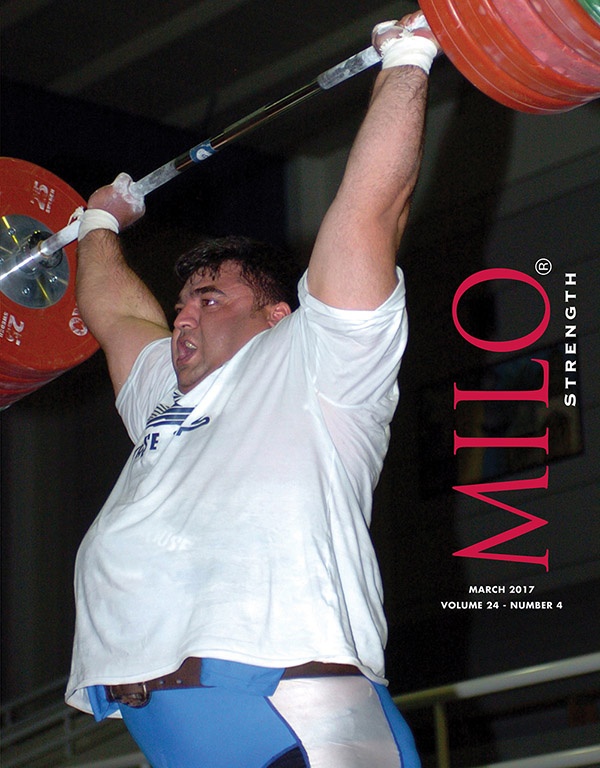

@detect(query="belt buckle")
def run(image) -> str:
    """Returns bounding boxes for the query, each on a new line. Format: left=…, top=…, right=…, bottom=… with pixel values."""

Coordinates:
left=116, top=682, right=150, bottom=708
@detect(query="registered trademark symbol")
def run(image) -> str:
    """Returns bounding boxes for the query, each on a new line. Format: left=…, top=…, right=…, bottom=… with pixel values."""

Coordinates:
left=535, top=258, right=553, bottom=275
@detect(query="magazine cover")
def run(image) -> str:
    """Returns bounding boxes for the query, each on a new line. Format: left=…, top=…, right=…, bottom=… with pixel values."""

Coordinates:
left=1, top=2, right=599, bottom=766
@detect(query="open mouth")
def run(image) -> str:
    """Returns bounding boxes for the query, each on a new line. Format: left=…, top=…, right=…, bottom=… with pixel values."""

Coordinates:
left=176, top=336, right=197, bottom=366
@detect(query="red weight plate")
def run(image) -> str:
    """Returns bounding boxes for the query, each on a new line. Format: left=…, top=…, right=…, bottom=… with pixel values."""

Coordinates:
left=0, top=377, right=41, bottom=392
left=492, top=0, right=600, bottom=89
left=420, top=0, right=600, bottom=111
left=534, top=0, right=600, bottom=62
left=0, top=158, right=99, bottom=407
left=459, top=0, right=589, bottom=101
left=561, top=0, right=600, bottom=46
left=0, top=158, right=99, bottom=375
left=421, top=0, right=577, bottom=111
left=0, top=370, right=48, bottom=389
left=0, top=356, right=64, bottom=383
left=0, top=361, right=62, bottom=400
left=0, top=366, right=50, bottom=405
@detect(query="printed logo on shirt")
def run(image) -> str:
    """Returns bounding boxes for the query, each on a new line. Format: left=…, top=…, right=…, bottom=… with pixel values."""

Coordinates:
left=133, top=392, right=210, bottom=461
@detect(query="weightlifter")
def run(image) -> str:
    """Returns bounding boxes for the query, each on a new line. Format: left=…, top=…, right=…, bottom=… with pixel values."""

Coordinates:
left=66, top=12, right=440, bottom=768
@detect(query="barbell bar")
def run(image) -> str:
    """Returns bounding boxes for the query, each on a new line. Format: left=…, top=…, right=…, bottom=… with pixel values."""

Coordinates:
left=0, top=46, right=380, bottom=275
left=1, top=0, right=599, bottom=408
left=25, top=45, right=382, bottom=263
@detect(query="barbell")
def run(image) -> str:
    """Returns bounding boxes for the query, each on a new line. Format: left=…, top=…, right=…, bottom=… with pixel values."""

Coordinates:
left=1, top=0, right=599, bottom=409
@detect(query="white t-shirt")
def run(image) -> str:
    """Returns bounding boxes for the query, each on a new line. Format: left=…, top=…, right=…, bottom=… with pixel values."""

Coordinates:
left=66, top=272, right=408, bottom=714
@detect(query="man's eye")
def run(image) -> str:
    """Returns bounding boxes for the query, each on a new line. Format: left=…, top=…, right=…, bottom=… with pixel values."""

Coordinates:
left=202, top=298, right=217, bottom=307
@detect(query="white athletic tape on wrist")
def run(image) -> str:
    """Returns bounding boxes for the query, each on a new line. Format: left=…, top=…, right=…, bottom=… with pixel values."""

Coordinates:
left=77, top=209, right=120, bottom=240
left=379, top=34, right=438, bottom=74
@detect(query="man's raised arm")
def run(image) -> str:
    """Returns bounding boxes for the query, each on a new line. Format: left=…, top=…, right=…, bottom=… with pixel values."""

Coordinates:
left=76, top=174, right=171, bottom=396
left=307, top=11, right=440, bottom=310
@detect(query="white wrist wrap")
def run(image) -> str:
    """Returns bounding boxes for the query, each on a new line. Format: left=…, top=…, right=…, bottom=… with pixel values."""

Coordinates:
left=380, top=34, right=438, bottom=74
left=77, top=209, right=120, bottom=240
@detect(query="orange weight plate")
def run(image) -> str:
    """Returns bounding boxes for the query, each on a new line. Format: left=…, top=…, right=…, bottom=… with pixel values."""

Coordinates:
left=0, top=158, right=99, bottom=408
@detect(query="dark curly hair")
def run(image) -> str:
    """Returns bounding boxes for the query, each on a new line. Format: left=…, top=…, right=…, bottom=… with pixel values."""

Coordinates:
left=174, top=236, right=301, bottom=311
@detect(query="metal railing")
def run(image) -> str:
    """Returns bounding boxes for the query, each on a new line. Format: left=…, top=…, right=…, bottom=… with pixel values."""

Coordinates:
left=394, top=651, right=600, bottom=768
left=1, top=652, right=598, bottom=768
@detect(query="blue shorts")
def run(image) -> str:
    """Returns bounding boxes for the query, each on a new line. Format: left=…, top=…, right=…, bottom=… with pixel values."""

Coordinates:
left=105, top=660, right=420, bottom=768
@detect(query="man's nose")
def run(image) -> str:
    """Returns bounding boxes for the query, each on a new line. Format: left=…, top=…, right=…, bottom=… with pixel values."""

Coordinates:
left=174, top=301, right=198, bottom=329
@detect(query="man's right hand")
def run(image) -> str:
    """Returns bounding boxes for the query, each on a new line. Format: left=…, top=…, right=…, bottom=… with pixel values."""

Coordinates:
left=76, top=172, right=169, bottom=396
left=87, top=172, right=146, bottom=231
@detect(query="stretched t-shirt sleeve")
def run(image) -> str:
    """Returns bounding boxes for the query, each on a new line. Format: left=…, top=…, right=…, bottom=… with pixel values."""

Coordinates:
left=115, top=337, right=176, bottom=443
left=298, top=268, right=408, bottom=407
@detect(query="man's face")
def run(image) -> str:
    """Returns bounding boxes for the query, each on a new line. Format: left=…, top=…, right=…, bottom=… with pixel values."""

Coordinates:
left=172, top=261, right=287, bottom=393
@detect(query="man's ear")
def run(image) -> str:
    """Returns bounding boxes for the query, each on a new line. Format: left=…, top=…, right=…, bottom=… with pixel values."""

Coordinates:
left=266, top=302, right=292, bottom=327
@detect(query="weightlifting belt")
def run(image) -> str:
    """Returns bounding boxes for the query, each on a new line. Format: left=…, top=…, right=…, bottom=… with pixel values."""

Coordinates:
left=106, top=657, right=361, bottom=707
